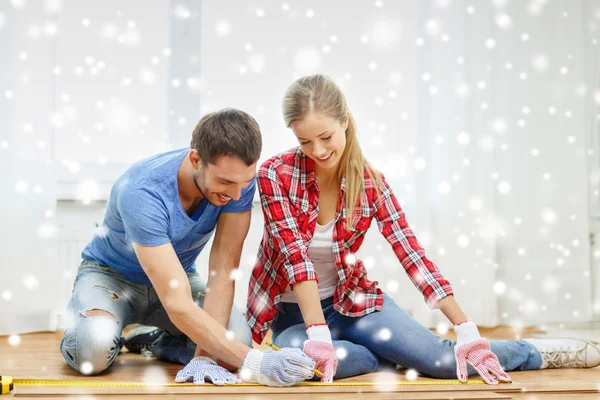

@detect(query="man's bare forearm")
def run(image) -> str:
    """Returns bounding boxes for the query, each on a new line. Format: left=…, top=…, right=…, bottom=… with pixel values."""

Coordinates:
left=169, top=300, right=249, bottom=367
left=194, top=275, right=235, bottom=358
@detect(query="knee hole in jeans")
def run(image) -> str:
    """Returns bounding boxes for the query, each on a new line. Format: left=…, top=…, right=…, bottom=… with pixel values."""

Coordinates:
left=81, top=309, right=116, bottom=319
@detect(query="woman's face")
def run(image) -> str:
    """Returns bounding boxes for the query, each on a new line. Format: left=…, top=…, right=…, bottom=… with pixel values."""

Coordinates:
left=290, top=111, right=348, bottom=171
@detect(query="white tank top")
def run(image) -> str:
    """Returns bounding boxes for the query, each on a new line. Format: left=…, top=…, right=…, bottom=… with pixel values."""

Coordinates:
left=280, top=219, right=339, bottom=303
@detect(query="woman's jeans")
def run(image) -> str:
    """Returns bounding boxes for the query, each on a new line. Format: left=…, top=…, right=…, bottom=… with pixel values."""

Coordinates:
left=60, top=260, right=252, bottom=375
left=272, top=293, right=543, bottom=379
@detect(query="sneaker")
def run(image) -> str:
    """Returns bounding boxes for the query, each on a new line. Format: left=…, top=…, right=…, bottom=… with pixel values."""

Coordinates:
left=149, top=332, right=196, bottom=365
left=524, top=338, right=600, bottom=369
left=123, top=326, right=163, bottom=354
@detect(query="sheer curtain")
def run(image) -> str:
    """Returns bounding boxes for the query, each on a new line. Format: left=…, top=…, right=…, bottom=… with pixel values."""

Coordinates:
left=197, top=0, right=596, bottom=328
left=1, top=0, right=597, bottom=335
left=412, top=0, right=594, bottom=327
left=0, top=5, right=60, bottom=334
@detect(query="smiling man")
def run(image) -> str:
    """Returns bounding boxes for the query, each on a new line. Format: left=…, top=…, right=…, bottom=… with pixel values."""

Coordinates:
left=59, top=108, right=316, bottom=387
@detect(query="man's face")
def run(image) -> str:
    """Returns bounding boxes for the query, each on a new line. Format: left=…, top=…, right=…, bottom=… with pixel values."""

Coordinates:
left=193, top=155, right=257, bottom=206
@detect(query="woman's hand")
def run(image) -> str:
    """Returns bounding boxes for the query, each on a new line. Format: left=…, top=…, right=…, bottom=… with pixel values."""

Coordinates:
left=453, top=321, right=512, bottom=385
left=303, top=323, right=338, bottom=382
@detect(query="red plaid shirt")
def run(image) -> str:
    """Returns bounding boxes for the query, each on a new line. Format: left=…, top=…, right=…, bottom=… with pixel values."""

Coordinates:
left=246, top=147, right=453, bottom=344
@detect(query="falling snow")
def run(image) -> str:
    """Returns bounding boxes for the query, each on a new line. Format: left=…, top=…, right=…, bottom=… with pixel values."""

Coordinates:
left=0, top=0, right=596, bottom=345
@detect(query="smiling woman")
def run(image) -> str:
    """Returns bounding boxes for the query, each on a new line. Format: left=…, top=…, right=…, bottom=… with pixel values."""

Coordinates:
left=246, top=74, right=600, bottom=385
left=283, top=74, right=383, bottom=228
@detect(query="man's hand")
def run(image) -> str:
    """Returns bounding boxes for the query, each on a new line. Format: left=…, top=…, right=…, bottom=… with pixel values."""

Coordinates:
left=240, top=348, right=315, bottom=387
left=175, top=356, right=242, bottom=385
left=195, top=348, right=238, bottom=372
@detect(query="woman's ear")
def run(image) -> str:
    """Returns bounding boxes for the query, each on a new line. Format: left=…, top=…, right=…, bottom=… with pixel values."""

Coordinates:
left=344, top=112, right=350, bottom=131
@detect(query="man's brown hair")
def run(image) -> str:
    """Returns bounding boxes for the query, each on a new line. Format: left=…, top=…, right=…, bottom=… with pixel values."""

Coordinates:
left=190, top=108, right=262, bottom=165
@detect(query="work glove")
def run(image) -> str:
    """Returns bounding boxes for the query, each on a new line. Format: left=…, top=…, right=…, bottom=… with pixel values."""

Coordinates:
left=240, top=347, right=315, bottom=387
left=303, top=323, right=337, bottom=383
left=175, top=356, right=242, bottom=385
left=454, top=321, right=512, bottom=385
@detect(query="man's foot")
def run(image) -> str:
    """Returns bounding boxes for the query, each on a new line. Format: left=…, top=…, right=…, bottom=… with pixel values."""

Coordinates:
left=524, top=338, right=600, bottom=368
left=150, top=332, right=196, bottom=365
left=123, top=326, right=163, bottom=354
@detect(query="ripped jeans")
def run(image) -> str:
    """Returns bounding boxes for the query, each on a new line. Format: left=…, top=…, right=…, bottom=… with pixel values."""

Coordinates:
left=60, top=260, right=252, bottom=375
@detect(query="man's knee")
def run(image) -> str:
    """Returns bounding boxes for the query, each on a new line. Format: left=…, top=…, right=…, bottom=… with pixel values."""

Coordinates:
left=83, top=309, right=115, bottom=319
left=60, top=308, right=122, bottom=375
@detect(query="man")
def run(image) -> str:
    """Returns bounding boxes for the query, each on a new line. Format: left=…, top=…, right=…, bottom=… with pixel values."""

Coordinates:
left=60, top=108, right=315, bottom=386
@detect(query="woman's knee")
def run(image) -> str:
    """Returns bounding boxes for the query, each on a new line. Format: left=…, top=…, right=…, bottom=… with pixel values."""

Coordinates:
left=60, top=309, right=122, bottom=375
left=334, top=342, right=381, bottom=379
left=417, top=350, right=457, bottom=379
left=272, top=326, right=307, bottom=349
left=227, top=308, right=253, bottom=347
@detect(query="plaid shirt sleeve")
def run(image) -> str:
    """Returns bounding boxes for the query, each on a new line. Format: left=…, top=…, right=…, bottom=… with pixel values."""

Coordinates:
left=373, top=176, right=453, bottom=309
left=258, top=161, right=318, bottom=287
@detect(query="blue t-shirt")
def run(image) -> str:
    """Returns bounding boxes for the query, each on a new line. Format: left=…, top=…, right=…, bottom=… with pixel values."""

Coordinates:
left=81, top=148, right=256, bottom=284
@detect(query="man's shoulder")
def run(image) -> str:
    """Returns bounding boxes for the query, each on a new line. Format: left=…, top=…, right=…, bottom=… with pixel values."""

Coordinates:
left=113, top=148, right=187, bottom=201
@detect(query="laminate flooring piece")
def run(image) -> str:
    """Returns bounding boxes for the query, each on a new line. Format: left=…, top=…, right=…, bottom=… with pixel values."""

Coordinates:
left=1, top=328, right=598, bottom=399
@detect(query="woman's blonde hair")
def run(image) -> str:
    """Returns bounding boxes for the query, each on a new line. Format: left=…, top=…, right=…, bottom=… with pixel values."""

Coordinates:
left=283, top=74, right=383, bottom=228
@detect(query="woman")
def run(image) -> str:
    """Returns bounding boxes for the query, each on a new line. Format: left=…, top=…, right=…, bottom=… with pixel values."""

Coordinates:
left=246, top=74, right=600, bottom=383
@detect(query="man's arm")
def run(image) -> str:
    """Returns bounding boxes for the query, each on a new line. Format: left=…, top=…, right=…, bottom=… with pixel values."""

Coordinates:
left=133, top=242, right=252, bottom=368
left=195, top=210, right=251, bottom=364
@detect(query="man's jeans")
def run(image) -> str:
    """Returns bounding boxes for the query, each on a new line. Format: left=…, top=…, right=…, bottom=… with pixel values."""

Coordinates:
left=60, top=260, right=251, bottom=375
left=272, top=294, right=543, bottom=379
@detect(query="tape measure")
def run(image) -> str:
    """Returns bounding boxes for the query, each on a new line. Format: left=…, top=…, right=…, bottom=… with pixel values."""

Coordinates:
left=0, top=377, right=14, bottom=395
left=1, top=376, right=487, bottom=392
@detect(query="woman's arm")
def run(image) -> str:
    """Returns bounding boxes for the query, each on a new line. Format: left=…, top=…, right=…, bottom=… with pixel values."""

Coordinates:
left=373, top=176, right=454, bottom=309
left=437, top=295, right=469, bottom=325
left=293, top=280, right=327, bottom=326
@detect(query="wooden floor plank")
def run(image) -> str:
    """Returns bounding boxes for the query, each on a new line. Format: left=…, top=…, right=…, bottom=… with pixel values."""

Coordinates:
left=1, top=329, right=598, bottom=399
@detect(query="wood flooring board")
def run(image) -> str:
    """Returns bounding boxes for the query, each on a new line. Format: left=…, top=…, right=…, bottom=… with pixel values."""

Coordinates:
left=11, top=384, right=518, bottom=395
left=2, top=330, right=600, bottom=399
left=11, top=392, right=513, bottom=399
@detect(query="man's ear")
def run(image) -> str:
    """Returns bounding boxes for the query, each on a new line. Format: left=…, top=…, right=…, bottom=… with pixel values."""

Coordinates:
left=189, top=149, right=202, bottom=168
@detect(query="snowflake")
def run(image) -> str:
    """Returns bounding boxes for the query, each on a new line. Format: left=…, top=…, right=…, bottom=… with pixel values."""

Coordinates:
left=424, top=19, right=441, bottom=36
left=8, top=334, right=21, bottom=346
left=495, top=13, right=512, bottom=29
left=336, top=347, right=348, bottom=360
left=436, top=323, right=449, bottom=335
left=532, top=54, right=549, bottom=72
left=405, top=369, right=419, bottom=381
left=215, top=20, right=231, bottom=36
left=497, top=181, right=511, bottom=194
left=293, top=47, right=321, bottom=73
left=485, top=38, right=496, bottom=49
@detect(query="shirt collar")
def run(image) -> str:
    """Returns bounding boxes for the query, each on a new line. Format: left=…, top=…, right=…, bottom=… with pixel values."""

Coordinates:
left=296, top=147, right=347, bottom=193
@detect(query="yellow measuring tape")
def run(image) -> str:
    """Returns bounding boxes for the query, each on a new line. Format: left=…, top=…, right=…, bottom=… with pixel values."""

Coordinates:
left=1, top=376, right=486, bottom=393
left=0, top=377, right=13, bottom=395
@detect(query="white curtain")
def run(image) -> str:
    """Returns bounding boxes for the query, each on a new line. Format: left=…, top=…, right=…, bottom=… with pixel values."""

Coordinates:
left=411, top=0, right=595, bottom=327
left=585, top=0, right=600, bottom=321
left=0, top=0, right=174, bottom=334
left=199, top=0, right=596, bottom=329
left=1, top=0, right=597, bottom=334
left=0, top=5, right=60, bottom=334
